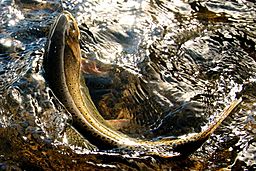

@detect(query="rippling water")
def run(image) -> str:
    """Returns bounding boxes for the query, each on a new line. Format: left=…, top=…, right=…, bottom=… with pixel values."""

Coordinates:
left=0, top=0, right=255, bottom=170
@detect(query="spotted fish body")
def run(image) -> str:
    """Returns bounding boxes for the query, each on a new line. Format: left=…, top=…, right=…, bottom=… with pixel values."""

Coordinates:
left=43, top=11, right=242, bottom=157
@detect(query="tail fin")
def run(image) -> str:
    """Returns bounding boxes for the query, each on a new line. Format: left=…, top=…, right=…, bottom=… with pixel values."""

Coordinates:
left=173, top=98, right=242, bottom=155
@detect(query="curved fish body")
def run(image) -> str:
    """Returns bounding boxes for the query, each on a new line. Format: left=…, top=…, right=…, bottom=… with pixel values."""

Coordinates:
left=43, top=11, right=242, bottom=157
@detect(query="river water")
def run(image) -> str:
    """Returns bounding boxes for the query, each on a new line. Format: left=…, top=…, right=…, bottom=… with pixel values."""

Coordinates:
left=0, top=0, right=255, bottom=170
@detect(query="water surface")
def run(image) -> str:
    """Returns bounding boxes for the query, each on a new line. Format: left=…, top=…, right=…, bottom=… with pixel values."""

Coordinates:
left=0, top=0, right=255, bottom=170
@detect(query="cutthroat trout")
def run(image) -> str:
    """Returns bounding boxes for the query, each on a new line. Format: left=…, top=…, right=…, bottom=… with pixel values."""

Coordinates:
left=43, top=11, right=242, bottom=157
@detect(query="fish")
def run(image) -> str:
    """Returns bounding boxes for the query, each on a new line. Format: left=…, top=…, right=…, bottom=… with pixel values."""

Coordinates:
left=43, top=11, right=242, bottom=158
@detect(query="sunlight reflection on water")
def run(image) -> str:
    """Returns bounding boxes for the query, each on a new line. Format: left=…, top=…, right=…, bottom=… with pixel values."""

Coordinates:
left=0, top=0, right=255, bottom=170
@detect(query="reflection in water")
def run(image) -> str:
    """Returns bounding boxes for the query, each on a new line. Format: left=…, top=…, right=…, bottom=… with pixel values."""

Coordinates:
left=0, top=0, right=256, bottom=170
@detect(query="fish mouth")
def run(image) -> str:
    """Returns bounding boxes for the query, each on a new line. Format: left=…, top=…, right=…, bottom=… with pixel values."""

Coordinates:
left=48, top=11, right=80, bottom=45
left=63, top=11, right=81, bottom=40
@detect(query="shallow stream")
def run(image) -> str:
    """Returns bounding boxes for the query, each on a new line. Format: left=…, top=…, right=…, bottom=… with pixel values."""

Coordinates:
left=0, top=0, right=255, bottom=170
